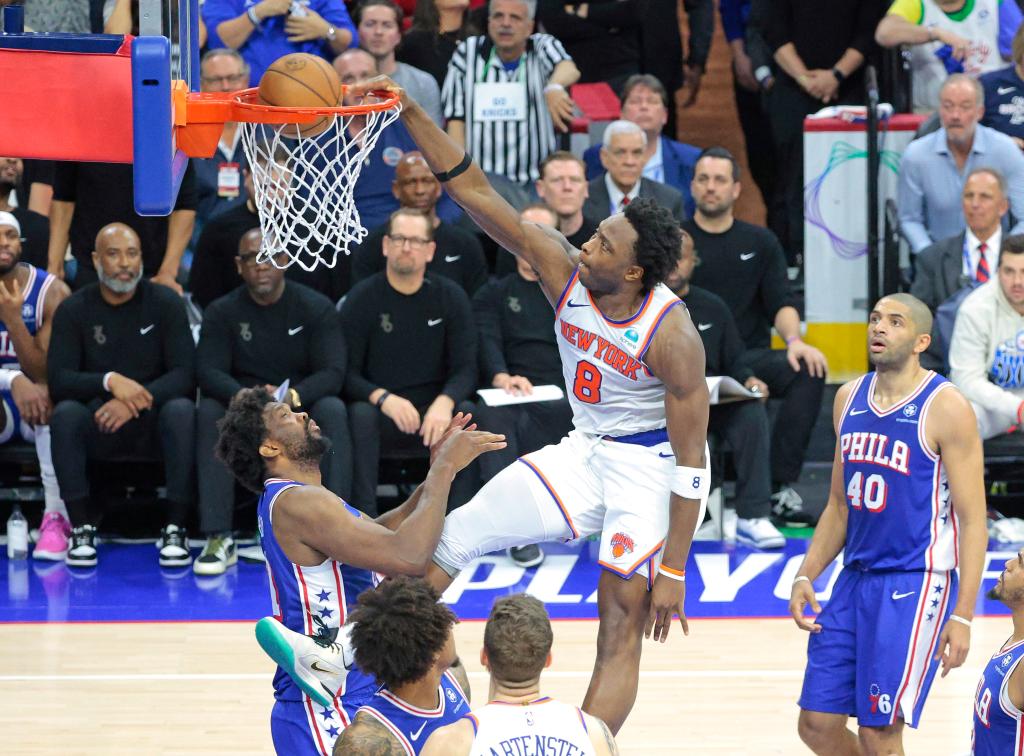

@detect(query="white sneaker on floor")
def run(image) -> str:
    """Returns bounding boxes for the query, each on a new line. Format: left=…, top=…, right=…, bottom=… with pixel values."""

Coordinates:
left=255, top=617, right=355, bottom=708
left=736, top=517, right=785, bottom=549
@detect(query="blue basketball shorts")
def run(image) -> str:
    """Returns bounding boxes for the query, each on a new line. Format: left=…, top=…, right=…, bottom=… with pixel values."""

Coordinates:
left=270, top=696, right=361, bottom=755
left=798, top=567, right=957, bottom=728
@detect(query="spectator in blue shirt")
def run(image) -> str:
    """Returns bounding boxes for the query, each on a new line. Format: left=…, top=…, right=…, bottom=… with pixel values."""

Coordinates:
left=981, top=25, right=1024, bottom=147
left=334, top=48, right=417, bottom=232
left=203, top=0, right=356, bottom=86
left=582, top=74, right=701, bottom=218
left=898, top=73, right=1024, bottom=253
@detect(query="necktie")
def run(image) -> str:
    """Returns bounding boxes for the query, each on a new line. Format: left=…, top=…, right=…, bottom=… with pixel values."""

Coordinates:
left=977, top=242, right=990, bottom=283
left=620, top=196, right=631, bottom=210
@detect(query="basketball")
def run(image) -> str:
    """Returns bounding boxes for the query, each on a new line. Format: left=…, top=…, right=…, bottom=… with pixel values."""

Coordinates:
left=258, top=53, right=341, bottom=138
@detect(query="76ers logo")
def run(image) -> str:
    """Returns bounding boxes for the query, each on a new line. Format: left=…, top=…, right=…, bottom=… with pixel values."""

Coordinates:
left=868, top=683, right=892, bottom=714
left=610, top=532, right=634, bottom=559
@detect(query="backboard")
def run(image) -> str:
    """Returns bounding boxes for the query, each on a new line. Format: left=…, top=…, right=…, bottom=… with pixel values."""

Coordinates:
left=0, top=0, right=200, bottom=215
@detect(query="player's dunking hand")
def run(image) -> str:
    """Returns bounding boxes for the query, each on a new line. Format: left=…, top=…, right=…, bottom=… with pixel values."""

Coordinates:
left=645, top=575, right=688, bottom=643
left=935, top=618, right=970, bottom=677
left=348, top=75, right=408, bottom=109
left=789, top=579, right=823, bottom=633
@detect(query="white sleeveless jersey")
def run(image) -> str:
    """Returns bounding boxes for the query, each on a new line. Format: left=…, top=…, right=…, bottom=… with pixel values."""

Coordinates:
left=554, top=268, right=683, bottom=436
left=467, top=698, right=597, bottom=756
left=912, top=0, right=1001, bottom=110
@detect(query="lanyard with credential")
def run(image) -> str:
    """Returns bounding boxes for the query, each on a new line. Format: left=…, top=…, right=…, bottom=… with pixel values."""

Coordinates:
left=479, top=46, right=526, bottom=83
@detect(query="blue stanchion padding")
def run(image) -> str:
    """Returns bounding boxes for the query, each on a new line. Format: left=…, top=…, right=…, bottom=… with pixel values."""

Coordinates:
left=131, top=35, right=186, bottom=216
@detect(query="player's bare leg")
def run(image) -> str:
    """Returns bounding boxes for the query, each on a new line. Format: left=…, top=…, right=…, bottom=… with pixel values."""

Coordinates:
left=582, top=569, right=651, bottom=734
left=797, top=710, right=862, bottom=756
left=858, top=722, right=904, bottom=756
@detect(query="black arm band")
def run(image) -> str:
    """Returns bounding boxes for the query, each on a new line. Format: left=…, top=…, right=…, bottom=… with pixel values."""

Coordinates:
left=433, top=153, right=473, bottom=183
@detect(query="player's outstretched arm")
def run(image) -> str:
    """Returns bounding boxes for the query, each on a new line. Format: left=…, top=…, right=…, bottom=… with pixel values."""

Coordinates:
left=278, top=429, right=505, bottom=576
left=348, top=76, right=576, bottom=298
left=931, top=388, right=987, bottom=677
left=643, top=308, right=710, bottom=643
left=419, top=719, right=474, bottom=756
left=789, top=381, right=856, bottom=632
left=332, top=711, right=405, bottom=756
left=585, top=713, right=620, bottom=756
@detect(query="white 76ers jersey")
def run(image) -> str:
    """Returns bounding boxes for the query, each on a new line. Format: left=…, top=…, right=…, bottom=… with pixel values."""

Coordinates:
left=554, top=268, right=683, bottom=436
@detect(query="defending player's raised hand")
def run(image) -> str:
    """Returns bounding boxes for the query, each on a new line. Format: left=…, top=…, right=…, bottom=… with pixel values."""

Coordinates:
left=380, top=393, right=421, bottom=434
left=433, top=429, right=506, bottom=474
left=645, top=575, right=688, bottom=643
left=936, top=618, right=970, bottom=677
left=429, top=412, right=476, bottom=465
left=789, top=579, right=823, bottom=633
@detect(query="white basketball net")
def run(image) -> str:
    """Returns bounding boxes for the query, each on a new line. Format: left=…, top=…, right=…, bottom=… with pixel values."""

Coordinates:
left=239, top=102, right=402, bottom=271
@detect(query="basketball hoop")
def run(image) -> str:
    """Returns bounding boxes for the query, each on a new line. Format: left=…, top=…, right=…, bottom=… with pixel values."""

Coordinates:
left=200, top=87, right=402, bottom=271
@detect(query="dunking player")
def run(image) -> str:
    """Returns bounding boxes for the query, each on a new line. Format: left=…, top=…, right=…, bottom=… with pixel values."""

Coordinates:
left=421, top=593, right=618, bottom=756
left=972, top=550, right=1024, bottom=755
left=790, top=294, right=987, bottom=755
left=332, top=577, right=470, bottom=755
left=214, top=391, right=503, bottom=755
left=350, top=76, right=711, bottom=734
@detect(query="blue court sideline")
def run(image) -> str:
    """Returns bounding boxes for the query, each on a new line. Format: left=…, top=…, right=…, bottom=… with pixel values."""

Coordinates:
left=1, top=539, right=1016, bottom=623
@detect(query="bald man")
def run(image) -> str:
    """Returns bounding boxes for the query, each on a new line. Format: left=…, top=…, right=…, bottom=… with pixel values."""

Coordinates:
left=352, top=152, right=487, bottom=296
left=334, top=48, right=420, bottom=232
left=48, top=223, right=197, bottom=569
left=790, top=293, right=986, bottom=756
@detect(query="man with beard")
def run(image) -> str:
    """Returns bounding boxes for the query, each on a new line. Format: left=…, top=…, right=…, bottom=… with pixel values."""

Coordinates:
left=351, top=152, right=487, bottom=296
left=341, top=208, right=478, bottom=516
left=194, top=228, right=352, bottom=575
left=898, top=74, right=1024, bottom=254
left=789, top=294, right=987, bottom=756
left=214, top=389, right=503, bottom=755
left=47, top=223, right=197, bottom=568
left=683, top=146, right=827, bottom=528
left=0, top=212, right=71, bottom=560
left=0, top=157, right=49, bottom=269
left=971, top=549, right=1024, bottom=755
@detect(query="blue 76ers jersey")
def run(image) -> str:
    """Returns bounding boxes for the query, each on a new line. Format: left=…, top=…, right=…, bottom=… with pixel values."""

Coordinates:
left=0, top=263, right=55, bottom=369
left=257, top=479, right=377, bottom=710
left=838, top=371, right=958, bottom=572
left=357, top=670, right=469, bottom=754
left=972, top=638, right=1024, bottom=754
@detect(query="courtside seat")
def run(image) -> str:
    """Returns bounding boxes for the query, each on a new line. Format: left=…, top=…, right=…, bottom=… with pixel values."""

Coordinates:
left=983, top=433, right=1024, bottom=517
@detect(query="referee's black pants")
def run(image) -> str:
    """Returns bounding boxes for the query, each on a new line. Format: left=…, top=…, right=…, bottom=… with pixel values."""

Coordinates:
left=742, top=348, right=826, bottom=487
left=472, top=398, right=574, bottom=482
left=348, top=399, right=477, bottom=518
left=52, top=397, right=195, bottom=527
left=708, top=399, right=772, bottom=520
left=195, top=395, right=353, bottom=535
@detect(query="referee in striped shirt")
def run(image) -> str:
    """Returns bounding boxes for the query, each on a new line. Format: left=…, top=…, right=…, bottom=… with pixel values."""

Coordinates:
left=441, top=0, right=580, bottom=186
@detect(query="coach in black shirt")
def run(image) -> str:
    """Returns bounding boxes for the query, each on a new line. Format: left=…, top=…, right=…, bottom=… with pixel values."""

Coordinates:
left=188, top=161, right=351, bottom=309
left=341, top=208, right=477, bottom=515
left=351, top=153, right=488, bottom=296
left=48, top=223, right=196, bottom=567
left=669, top=230, right=782, bottom=548
left=193, top=229, right=352, bottom=574
left=685, top=148, right=826, bottom=525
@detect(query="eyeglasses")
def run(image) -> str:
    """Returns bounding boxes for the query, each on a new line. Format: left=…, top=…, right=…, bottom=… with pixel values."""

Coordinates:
left=202, top=73, right=248, bottom=86
left=387, top=234, right=431, bottom=248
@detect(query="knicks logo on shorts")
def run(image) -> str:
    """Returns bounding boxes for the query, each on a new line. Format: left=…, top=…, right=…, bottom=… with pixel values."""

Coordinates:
left=610, top=532, right=635, bottom=558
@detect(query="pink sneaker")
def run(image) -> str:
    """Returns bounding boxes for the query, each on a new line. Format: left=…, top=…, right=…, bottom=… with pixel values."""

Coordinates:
left=33, top=512, right=71, bottom=561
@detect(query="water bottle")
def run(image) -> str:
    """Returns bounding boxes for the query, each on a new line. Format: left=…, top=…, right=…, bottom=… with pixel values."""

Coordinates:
left=6, top=504, right=28, bottom=560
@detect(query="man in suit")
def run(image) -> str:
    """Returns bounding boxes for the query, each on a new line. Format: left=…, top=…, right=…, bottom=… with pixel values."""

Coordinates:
left=581, top=120, right=686, bottom=223
left=583, top=75, right=701, bottom=218
left=911, top=167, right=1007, bottom=371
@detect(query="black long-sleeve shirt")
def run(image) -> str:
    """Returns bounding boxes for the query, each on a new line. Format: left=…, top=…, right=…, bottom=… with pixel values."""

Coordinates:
left=473, top=273, right=564, bottom=388
left=538, top=0, right=641, bottom=84
left=197, top=282, right=345, bottom=406
left=351, top=222, right=489, bottom=297
left=48, top=280, right=195, bottom=405
left=680, top=285, right=754, bottom=382
left=340, top=273, right=477, bottom=407
left=684, top=219, right=794, bottom=350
